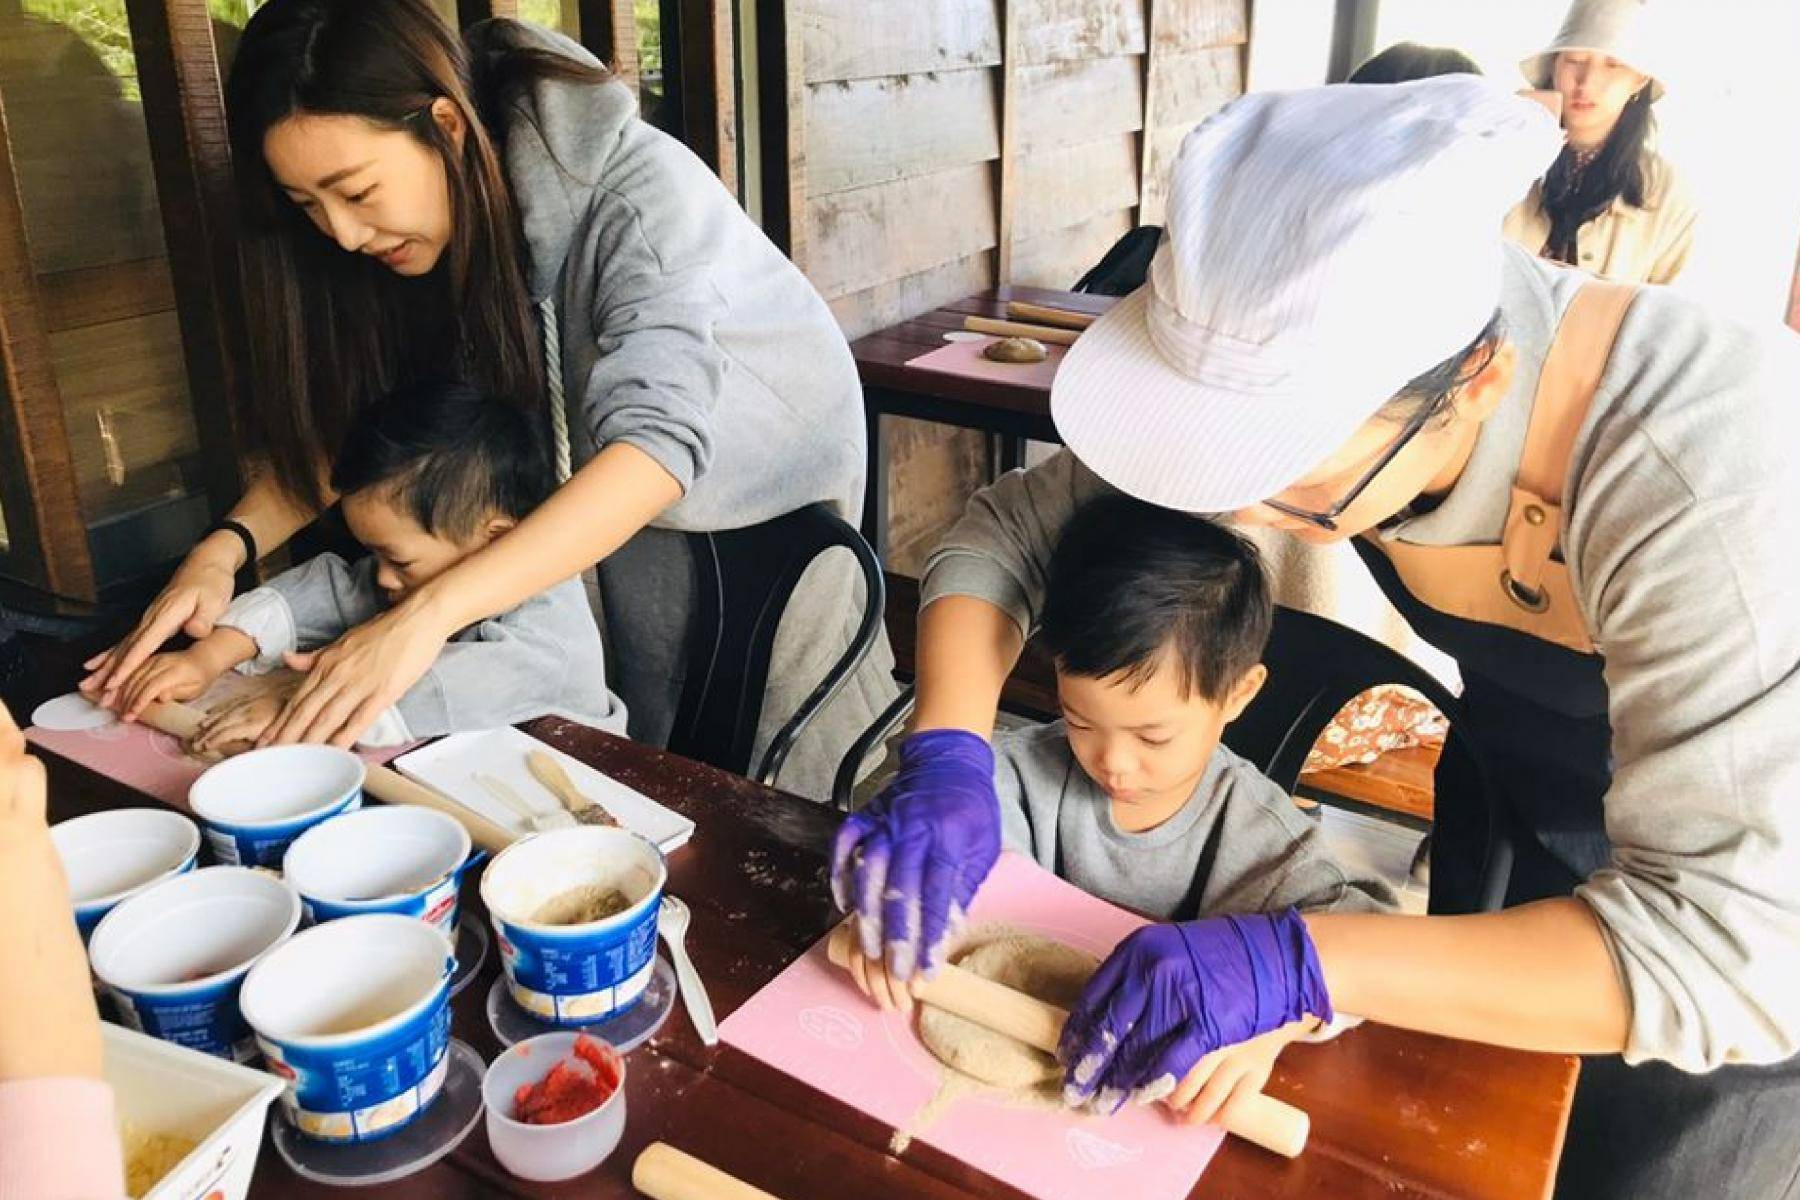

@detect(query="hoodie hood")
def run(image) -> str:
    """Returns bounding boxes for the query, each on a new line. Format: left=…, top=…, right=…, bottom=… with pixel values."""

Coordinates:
left=465, top=18, right=637, bottom=300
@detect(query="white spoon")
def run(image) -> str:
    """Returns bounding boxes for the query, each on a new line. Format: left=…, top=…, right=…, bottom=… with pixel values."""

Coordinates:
left=658, top=896, right=717, bottom=1046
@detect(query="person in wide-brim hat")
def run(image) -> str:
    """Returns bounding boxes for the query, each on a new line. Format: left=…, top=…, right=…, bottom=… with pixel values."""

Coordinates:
left=1504, top=0, right=1696, bottom=283
left=836, top=73, right=1800, bottom=1200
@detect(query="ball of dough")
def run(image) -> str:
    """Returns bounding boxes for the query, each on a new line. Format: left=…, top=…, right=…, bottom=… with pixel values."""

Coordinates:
left=917, top=933, right=1097, bottom=1091
left=982, top=336, right=1048, bottom=364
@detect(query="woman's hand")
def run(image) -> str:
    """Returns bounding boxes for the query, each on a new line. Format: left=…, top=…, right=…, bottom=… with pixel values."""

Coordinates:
left=0, top=703, right=104, bottom=1081
left=259, top=604, right=450, bottom=749
left=81, top=535, right=241, bottom=707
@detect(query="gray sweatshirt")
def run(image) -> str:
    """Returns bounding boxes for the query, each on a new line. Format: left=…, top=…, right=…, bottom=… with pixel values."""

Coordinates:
left=995, top=721, right=1395, bottom=920
left=922, top=246, right=1800, bottom=1073
left=217, top=553, right=626, bottom=745
left=461, top=21, right=897, bottom=799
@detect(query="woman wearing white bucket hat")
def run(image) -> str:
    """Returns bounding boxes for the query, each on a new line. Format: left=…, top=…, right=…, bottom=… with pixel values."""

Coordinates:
left=1503, top=0, right=1698, bottom=283
left=833, top=76, right=1800, bottom=1198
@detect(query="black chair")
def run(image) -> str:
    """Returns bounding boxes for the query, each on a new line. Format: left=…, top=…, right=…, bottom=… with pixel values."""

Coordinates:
left=1228, top=607, right=1512, bottom=912
left=666, top=503, right=887, bottom=790
left=831, top=605, right=1514, bottom=912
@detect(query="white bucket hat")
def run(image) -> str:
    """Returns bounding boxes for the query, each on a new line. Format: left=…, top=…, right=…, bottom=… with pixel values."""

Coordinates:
left=1050, top=76, right=1562, bottom=515
left=1520, top=0, right=1670, bottom=100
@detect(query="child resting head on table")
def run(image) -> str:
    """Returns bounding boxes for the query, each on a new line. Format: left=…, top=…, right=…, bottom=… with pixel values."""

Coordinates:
left=847, top=492, right=1395, bottom=1123
left=103, top=379, right=626, bottom=754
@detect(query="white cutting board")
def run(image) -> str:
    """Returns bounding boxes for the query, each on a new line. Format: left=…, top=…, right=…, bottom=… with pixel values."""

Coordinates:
left=394, top=727, right=694, bottom=854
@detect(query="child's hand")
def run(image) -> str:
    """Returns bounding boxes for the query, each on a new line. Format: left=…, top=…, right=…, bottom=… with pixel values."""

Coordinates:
left=0, top=702, right=104, bottom=1081
left=842, top=942, right=922, bottom=1016
left=114, top=649, right=215, bottom=721
left=191, top=688, right=290, bottom=758
left=1165, top=1021, right=1311, bottom=1127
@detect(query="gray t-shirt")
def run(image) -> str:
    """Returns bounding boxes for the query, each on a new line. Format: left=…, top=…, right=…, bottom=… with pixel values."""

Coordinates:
left=923, top=247, right=1800, bottom=1073
left=994, top=720, right=1396, bottom=920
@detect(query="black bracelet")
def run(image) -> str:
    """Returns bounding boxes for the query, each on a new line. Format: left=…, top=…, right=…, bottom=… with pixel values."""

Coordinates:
left=205, top=519, right=258, bottom=570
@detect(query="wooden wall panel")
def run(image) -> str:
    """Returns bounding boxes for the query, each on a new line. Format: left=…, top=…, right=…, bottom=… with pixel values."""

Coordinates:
left=1158, top=0, right=1248, bottom=53
left=827, top=252, right=994, bottom=343
left=1014, top=0, right=1146, bottom=66
left=1012, top=135, right=1139, bottom=240
left=806, top=70, right=999, bottom=196
left=1150, top=45, right=1243, bottom=128
left=883, top=418, right=987, bottom=576
left=773, top=0, right=1246, bottom=576
left=1014, top=57, right=1144, bottom=151
left=801, top=0, right=1000, bottom=83
left=1010, top=207, right=1133, bottom=290
left=804, top=163, right=997, bottom=301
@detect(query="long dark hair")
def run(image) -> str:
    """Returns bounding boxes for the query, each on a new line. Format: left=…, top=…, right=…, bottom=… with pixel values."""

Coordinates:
left=225, top=0, right=607, bottom=508
left=1539, top=85, right=1657, bottom=265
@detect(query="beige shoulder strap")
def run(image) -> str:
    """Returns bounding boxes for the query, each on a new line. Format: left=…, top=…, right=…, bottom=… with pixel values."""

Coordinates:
left=1501, top=280, right=1639, bottom=604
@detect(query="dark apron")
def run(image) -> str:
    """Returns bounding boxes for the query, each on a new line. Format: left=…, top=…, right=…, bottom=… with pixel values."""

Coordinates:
left=1350, top=283, right=1800, bottom=1200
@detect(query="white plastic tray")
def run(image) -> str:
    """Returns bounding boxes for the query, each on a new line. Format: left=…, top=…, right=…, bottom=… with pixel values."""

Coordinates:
left=394, top=727, right=695, bottom=853
left=105, top=1023, right=283, bottom=1200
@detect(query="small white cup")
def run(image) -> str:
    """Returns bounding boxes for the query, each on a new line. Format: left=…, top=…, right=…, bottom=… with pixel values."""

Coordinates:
left=481, top=1032, right=627, bottom=1182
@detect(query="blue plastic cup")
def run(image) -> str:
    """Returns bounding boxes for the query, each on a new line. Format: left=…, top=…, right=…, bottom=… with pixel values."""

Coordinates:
left=188, top=745, right=365, bottom=868
left=88, top=866, right=302, bottom=1061
left=240, top=914, right=455, bottom=1143
left=481, top=827, right=666, bottom=1025
left=51, top=807, right=201, bottom=943
left=282, top=805, right=483, bottom=937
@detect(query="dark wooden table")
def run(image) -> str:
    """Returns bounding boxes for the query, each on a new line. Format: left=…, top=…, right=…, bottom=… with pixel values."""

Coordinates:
left=850, top=286, right=1117, bottom=560
left=40, top=717, right=1578, bottom=1199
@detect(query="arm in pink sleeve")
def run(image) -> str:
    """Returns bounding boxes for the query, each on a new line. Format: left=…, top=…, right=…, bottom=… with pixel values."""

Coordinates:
left=0, top=1078, right=125, bottom=1200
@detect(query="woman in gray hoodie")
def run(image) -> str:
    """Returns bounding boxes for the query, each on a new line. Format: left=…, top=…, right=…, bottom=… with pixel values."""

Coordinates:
left=85, top=0, right=892, bottom=797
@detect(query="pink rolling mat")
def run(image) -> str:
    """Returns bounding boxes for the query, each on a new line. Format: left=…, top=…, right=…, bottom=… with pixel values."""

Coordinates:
left=903, top=336, right=1067, bottom=389
left=719, top=853, right=1223, bottom=1199
left=27, top=680, right=406, bottom=808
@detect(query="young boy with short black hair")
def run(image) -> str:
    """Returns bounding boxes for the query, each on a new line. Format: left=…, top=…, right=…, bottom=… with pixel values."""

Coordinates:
left=995, top=492, right=1393, bottom=920
left=115, top=379, right=625, bottom=750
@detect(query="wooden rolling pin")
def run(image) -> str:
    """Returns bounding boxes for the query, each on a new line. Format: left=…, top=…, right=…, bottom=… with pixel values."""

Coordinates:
left=634, top=1143, right=786, bottom=1200
left=140, top=701, right=517, bottom=853
left=961, top=315, right=1081, bottom=346
left=827, top=923, right=1310, bottom=1158
left=1006, top=300, right=1099, bottom=331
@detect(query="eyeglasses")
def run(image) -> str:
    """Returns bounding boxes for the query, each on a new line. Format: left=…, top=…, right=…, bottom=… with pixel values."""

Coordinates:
left=1259, top=400, right=1440, bottom=533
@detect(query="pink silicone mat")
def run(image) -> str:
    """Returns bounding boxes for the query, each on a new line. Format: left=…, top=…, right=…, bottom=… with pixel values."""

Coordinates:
left=719, top=853, right=1223, bottom=1199
left=903, top=336, right=1067, bottom=389
left=27, top=678, right=406, bottom=808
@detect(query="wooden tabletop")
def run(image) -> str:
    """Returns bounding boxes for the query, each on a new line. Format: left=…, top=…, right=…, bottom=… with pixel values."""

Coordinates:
left=850, top=286, right=1117, bottom=421
left=40, top=716, right=1577, bottom=1200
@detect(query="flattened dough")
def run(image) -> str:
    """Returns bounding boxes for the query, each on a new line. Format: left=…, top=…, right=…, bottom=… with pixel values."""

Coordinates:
left=917, top=932, right=1097, bottom=1092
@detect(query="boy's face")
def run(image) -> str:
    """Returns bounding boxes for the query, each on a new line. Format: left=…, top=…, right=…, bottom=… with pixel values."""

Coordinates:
left=342, top=490, right=507, bottom=603
left=1057, top=653, right=1266, bottom=830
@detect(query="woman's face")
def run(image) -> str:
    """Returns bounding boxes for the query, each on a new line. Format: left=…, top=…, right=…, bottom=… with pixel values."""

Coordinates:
left=1231, top=343, right=1516, bottom=544
left=262, top=102, right=463, bottom=277
left=1552, top=51, right=1648, bottom=148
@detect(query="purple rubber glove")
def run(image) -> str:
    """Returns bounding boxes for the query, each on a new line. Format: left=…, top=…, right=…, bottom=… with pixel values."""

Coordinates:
left=1059, top=909, right=1332, bottom=1113
left=829, top=729, right=1001, bottom=981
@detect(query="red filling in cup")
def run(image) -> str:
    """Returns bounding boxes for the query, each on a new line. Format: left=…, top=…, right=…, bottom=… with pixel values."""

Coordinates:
left=512, top=1034, right=623, bottom=1125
